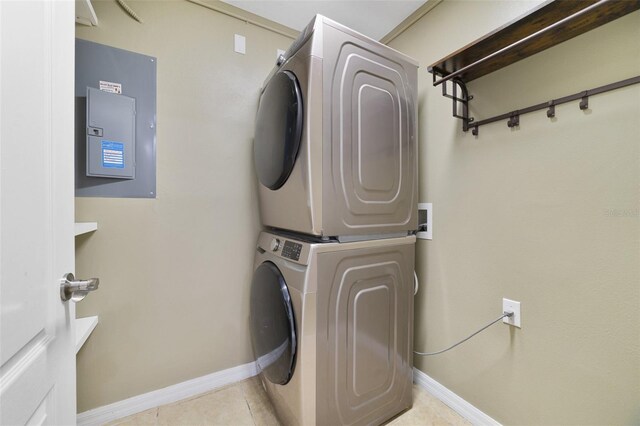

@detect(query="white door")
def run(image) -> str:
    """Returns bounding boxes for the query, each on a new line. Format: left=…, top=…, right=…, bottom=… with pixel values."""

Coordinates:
left=0, top=1, right=76, bottom=425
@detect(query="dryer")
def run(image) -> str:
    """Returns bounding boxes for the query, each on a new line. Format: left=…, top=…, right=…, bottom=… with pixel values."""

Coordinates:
left=253, top=15, right=418, bottom=240
left=249, top=231, right=415, bottom=425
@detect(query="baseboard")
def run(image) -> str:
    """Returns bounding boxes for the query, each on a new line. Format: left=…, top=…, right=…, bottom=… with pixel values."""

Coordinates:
left=77, top=362, right=494, bottom=425
left=413, top=368, right=501, bottom=426
left=77, top=361, right=259, bottom=426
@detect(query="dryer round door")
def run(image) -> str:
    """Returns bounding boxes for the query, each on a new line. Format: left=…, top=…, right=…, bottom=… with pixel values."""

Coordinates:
left=254, top=70, right=303, bottom=190
left=250, top=261, right=297, bottom=385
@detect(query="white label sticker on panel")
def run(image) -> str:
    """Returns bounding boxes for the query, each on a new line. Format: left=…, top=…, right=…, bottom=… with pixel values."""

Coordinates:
left=99, top=80, right=122, bottom=94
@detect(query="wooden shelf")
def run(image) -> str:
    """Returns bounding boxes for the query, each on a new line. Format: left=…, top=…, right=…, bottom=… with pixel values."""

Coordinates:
left=428, top=0, right=640, bottom=84
left=427, top=0, right=640, bottom=135
left=75, top=222, right=98, bottom=236
left=76, top=316, right=99, bottom=353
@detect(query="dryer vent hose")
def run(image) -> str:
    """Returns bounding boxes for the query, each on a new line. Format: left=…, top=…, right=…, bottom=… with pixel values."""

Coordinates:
left=116, top=0, right=144, bottom=23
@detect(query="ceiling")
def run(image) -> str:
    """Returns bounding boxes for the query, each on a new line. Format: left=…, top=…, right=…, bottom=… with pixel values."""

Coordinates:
left=221, top=0, right=427, bottom=40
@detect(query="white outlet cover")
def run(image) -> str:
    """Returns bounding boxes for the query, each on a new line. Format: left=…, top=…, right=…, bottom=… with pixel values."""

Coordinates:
left=503, top=298, right=521, bottom=328
left=234, top=34, right=246, bottom=54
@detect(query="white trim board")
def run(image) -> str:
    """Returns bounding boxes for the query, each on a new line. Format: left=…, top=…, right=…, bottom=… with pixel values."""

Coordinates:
left=77, top=362, right=259, bottom=426
left=413, top=368, right=501, bottom=426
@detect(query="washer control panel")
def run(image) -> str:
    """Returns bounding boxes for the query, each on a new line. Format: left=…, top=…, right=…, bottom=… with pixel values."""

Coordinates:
left=281, top=240, right=302, bottom=261
left=258, top=232, right=310, bottom=265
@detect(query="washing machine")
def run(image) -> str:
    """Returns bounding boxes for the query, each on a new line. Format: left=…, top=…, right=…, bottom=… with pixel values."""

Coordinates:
left=249, top=231, right=415, bottom=425
left=253, top=15, right=418, bottom=241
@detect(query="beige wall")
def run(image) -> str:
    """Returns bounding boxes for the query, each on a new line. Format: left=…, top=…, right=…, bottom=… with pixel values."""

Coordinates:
left=389, top=1, right=640, bottom=424
left=75, top=0, right=640, bottom=420
left=74, top=0, right=294, bottom=412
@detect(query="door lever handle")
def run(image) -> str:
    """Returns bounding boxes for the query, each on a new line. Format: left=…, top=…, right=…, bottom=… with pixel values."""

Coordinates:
left=60, top=273, right=100, bottom=302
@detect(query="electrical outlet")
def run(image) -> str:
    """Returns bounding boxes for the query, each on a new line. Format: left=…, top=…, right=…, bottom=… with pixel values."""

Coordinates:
left=503, top=298, right=521, bottom=328
left=417, top=202, right=432, bottom=240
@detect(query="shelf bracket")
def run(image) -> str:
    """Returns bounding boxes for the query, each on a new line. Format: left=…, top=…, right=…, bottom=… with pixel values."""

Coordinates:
left=434, top=70, right=474, bottom=132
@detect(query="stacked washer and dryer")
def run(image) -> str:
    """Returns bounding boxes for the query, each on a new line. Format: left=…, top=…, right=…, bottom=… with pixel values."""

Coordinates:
left=250, top=15, right=418, bottom=426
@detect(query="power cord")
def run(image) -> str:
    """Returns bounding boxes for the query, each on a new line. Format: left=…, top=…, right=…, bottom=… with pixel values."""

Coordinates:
left=116, top=0, right=144, bottom=23
left=414, top=311, right=514, bottom=356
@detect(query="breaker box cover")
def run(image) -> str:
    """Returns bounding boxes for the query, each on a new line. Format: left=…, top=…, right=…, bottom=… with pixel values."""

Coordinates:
left=86, top=87, right=136, bottom=179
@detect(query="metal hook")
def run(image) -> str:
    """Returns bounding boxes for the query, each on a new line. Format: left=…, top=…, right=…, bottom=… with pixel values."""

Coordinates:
left=579, top=91, right=589, bottom=110
left=507, top=112, right=520, bottom=128
left=472, top=126, right=479, bottom=136
left=547, top=101, right=555, bottom=118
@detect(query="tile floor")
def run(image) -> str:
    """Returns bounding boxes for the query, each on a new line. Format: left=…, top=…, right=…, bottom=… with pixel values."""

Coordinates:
left=106, top=377, right=470, bottom=426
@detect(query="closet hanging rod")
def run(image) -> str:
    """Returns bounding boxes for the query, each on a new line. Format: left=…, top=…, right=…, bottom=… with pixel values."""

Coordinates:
left=431, top=0, right=609, bottom=87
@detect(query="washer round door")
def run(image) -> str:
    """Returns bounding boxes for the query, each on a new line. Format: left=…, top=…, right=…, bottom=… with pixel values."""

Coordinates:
left=253, top=70, right=304, bottom=190
left=250, top=261, right=297, bottom=385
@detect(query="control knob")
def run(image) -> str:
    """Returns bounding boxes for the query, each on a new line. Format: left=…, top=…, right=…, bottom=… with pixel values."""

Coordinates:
left=270, top=238, right=281, bottom=252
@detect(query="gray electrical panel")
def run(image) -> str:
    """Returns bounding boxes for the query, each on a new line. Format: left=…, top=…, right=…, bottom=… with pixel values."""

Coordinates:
left=75, top=39, right=157, bottom=198
left=86, top=87, right=136, bottom=179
